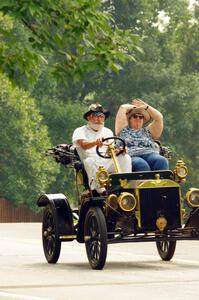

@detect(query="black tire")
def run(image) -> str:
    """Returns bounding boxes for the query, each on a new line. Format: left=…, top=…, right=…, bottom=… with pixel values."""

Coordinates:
left=42, top=204, right=61, bottom=263
left=84, top=207, right=107, bottom=269
left=156, top=240, right=176, bottom=261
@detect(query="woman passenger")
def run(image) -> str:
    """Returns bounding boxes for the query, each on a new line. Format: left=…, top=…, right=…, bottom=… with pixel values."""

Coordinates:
left=115, top=98, right=169, bottom=171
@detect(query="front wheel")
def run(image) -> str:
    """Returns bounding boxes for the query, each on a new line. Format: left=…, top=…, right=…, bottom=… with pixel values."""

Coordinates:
left=42, top=204, right=61, bottom=263
left=84, top=207, right=107, bottom=269
left=156, top=240, right=176, bottom=261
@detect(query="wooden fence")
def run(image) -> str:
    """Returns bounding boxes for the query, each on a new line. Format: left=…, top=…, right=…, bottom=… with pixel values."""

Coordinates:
left=0, top=198, right=42, bottom=222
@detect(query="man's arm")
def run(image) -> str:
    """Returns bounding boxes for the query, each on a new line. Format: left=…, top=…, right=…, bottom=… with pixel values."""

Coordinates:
left=77, top=138, right=103, bottom=150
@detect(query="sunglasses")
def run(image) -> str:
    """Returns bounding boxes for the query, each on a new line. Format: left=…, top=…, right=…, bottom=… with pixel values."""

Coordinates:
left=132, top=114, right=144, bottom=120
left=92, top=112, right=105, bottom=117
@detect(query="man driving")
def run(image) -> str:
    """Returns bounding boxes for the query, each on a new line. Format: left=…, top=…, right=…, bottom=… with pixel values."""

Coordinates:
left=72, top=103, right=131, bottom=194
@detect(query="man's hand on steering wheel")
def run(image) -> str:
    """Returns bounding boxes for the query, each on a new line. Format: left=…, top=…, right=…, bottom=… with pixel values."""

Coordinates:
left=95, top=138, right=104, bottom=147
left=96, top=136, right=126, bottom=159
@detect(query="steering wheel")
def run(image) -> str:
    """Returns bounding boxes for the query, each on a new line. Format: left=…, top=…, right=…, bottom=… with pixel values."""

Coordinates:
left=96, top=136, right=126, bottom=159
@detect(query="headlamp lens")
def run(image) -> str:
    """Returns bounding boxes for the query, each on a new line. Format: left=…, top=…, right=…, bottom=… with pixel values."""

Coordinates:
left=118, top=193, right=136, bottom=212
left=186, top=188, right=199, bottom=207
left=176, top=166, right=188, bottom=178
left=98, top=171, right=108, bottom=181
left=107, top=194, right=118, bottom=210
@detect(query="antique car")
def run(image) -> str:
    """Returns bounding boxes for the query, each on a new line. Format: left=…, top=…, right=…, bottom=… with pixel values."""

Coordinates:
left=37, top=137, right=199, bottom=269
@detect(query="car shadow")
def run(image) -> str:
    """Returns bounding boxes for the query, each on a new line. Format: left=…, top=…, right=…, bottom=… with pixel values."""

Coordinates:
left=30, top=258, right=199, bottom=271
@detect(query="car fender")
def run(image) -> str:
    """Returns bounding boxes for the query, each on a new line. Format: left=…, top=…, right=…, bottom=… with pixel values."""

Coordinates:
left=37, top=193, right=75, bottom=239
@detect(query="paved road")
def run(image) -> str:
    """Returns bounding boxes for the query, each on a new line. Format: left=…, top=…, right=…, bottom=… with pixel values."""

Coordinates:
left=0, top=223, right=199, bottom=300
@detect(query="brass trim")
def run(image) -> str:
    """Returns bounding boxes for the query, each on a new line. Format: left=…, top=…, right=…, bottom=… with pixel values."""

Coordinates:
left=59, top=235, right=77, bottom=239
left=107, top=194, right=118, bottom=210
left=84, top=235, right=91, bottom=242
left=118, top=192, right=136, bottom=212
left=154, top=173, right=161, bottom=184
left=108, top=178, right=112, bottom=187
left=137, top=179, right=180, bottom=189
left=176, top=166, right=188, bottom=178
left=96, top=165, right=109, bottom=187
left=108, top=144, right=121, bottom=173
left=186, top=188, right=199, bottom=207
left=156, top=216, right=167, bottom=232
left=179, top=187, right=183, bottom=226
left=181, top=208, right=186, bottom=222
left=173, top=159, right=188, bottom=182
left=115, top=179, right=180, bottom=190
left=135, top=189, right=141, bottom=228
left=119, top=179, right=129, bottom=188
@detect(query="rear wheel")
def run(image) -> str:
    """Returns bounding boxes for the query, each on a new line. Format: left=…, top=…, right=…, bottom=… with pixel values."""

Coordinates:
left=156, top=240, right=176, bottom=261
left=42, top=204, right=61, bottom=263
left=84, top=207, right=107, bottom=269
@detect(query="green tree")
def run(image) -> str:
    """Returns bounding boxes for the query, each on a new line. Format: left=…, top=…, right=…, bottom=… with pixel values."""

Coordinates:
left=78, top=0, right=199, bottom=190
left=161, top=73, right=199, bottom=190
left=0, top=0, right=141, bottom=86
left=0, top=72, right=58, bottom=209
left=38, top=99, right=88, bottom=203
left=31, top=0, right=199, bottom=193
left=0, top=12, right=43, bottom=86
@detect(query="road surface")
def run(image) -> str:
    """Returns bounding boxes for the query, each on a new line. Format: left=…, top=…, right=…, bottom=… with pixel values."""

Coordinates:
left=0, top=223, right=199, bottom=300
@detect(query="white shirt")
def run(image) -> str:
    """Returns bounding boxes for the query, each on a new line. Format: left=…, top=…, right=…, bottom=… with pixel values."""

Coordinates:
left=72, top=125, right=113, bottom=161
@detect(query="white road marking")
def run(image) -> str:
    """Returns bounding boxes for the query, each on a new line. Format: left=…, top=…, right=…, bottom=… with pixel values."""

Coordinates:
left=0, top=291, right=53, bottom=300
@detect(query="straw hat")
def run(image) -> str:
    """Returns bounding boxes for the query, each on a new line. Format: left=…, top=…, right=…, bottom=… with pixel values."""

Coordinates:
left=115, top=104, right=151, bottom=135
left=126, top=105, right=150, bottom=124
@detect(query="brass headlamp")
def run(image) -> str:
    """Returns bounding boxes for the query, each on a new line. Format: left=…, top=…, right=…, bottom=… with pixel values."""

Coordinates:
left=186, top=188, right=199, bottom=208
left=96, top=165, right=109, bottom=187
left=106, top=192, right=137, bottom=212
left=107, top=194, right=118, bottom=210
left=117, top=192, right=136, bottom=212
left=173, top=160, right=188, bottom=183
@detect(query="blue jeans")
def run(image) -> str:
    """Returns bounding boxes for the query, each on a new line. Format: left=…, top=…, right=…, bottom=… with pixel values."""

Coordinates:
left=132, top=152, right=169, bottom=171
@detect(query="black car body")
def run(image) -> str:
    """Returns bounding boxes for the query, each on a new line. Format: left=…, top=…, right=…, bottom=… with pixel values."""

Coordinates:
left=37, top=139, right=199, bottom=269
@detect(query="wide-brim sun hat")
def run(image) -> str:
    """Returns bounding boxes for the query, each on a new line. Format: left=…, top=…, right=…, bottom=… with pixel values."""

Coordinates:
left=115, top=104, right=151, bottom=135
left=126, top=105, right=150, bottom=124
left=83, top=103, right=110, bottom=120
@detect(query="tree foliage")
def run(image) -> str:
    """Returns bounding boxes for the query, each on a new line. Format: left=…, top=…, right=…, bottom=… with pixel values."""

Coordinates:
left=73, top=0, right=199, bottom=189
left=0, top=0, right=141, bottom=86
left=31, top=0, right=199, bottom=194
left=0, top=12, right=43, bottom=86
left=0, top=0, right=199, bottom=209
left=0, top=72, right=58, bottom=209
